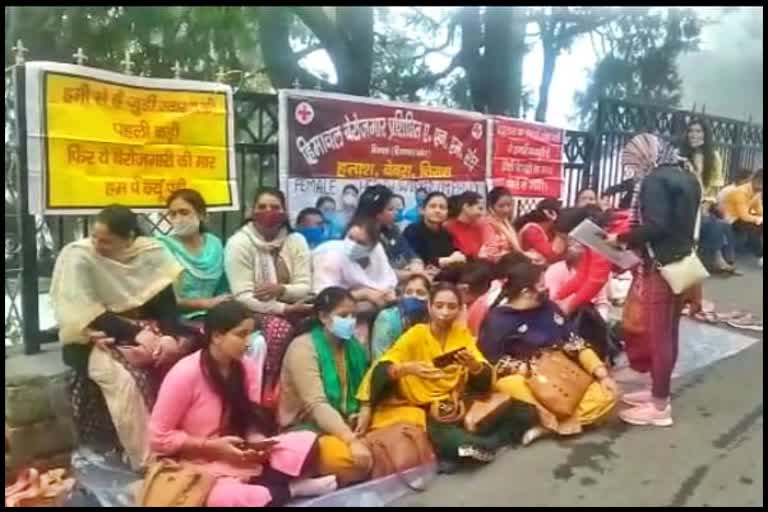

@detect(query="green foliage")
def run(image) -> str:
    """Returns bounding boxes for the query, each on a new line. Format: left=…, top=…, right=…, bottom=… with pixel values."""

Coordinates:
left=573, top=7, right=702, bottom=129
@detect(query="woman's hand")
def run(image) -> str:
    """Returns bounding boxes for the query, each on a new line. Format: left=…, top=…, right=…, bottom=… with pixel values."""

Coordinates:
left=599, top=376, right=619, bottom=396
left=352, top=405, right=372, bottom=437
left=348, top=438, right=373, bottom=472
left=454, top=350, right=484, bottom=374
left=86, top=330, right=115, bottom=351
left=153, top=336, right=182, bottom=367
left=206, top=436, right=247, bottom=464
left=602, top=233, right=622, bottom=249
left=284, top=302, right=314, bottom=316
left=397, top=362, right=445, bottom=380
left=204, top=294, right=233, bottom=309
left=524, top=251, right=546, bottom=265
left=254, top=283, right=285, bottom=302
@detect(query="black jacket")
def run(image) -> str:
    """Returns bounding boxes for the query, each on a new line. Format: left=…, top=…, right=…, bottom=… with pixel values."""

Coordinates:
left=618, top=164, right=701, bottom=266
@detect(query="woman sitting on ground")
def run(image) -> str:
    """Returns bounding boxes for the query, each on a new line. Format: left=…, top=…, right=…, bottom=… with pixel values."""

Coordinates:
left=403, top=192, right=466, bottom=275
left=277, top=287, right=373, bottom=487
left=354, top=185, right=424, bottom=282
left=513, top=198, right=566, bottom=264
left=51, top=205, right=196, bottom=470
left=478, top=259, right=618, bottom=444
left=444, top=191, right=487, bottom=260
left=225, top=188, right=314, bottom=407
left=478, top=186, right=531, bottom=263
left=356, top=283, right=538, bottom=469
left=157, top=189, right=231, bottom=323
left=312, top=216, right=398, bottom=309
left=371, top=274, right=431, bottom=360
left=548, top=206, right=618, bottom=319
left=149, top=300, right=337, bottom=507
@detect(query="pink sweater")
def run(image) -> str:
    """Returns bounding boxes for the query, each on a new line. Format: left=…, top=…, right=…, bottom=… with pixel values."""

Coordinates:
left=149, top=350, right=316, bottom=481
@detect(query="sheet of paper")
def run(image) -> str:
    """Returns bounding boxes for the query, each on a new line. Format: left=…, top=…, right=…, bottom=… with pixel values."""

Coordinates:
left=569, top=219, right=642, bottom=270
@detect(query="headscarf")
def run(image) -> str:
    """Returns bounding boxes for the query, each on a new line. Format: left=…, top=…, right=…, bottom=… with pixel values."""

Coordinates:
left=621, top=133, right=684, bottom=224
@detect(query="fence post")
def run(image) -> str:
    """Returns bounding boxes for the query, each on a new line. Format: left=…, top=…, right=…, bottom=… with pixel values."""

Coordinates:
left=589, top=98, right=607, bottom=191
left=12, top=54, right=42, bottom=354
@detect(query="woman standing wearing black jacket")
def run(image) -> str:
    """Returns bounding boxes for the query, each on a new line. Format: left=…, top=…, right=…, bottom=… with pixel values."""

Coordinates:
left=605, top=133, right=701, bottom=428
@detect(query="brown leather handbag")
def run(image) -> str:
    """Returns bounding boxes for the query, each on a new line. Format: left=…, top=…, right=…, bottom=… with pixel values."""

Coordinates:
left=136, top=459, right=216, bottom=507
left=527, top=350, right=593, bottom=419
left=463, top=393, right=511, bottom=433
left=622, top=279, right=646, bottom=335
left=363, top=422, right=436, bottom=492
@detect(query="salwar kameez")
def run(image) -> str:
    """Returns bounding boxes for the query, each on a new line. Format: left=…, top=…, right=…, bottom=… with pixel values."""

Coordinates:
left=357, top=323, right=537, bottom=461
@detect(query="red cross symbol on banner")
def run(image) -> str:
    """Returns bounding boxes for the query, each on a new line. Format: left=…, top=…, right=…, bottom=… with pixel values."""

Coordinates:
left=295, top=102, right=315, bottom=125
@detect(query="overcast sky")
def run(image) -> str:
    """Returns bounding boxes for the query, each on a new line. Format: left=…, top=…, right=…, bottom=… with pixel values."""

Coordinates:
left=303, top=7, right=763, bottom=129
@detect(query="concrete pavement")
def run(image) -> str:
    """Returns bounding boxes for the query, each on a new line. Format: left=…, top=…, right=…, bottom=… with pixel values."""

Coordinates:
left=395, top=260, right=763, bottom=507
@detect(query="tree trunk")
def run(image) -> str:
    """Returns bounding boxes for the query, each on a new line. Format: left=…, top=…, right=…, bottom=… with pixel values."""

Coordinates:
left=335, top=7, right=374, bottom=95
left=458, top=7, right=485, bottom=112
left=535, top=39, right=557, bottom=122
left=506, top=7, right=527, bottom=118
left=483, top=7, right=513, bottom=115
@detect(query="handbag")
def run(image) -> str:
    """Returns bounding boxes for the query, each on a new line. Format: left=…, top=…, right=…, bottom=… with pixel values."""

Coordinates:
left=463, top=393, right=512, bottom=433
left=428, top=393, right=466, bottom=424
left=622, top=278, right=646, bottom=335
left=526, top=350, right=593, bottom=419
left=646, top=185, right=709, bottom=295
left=363, top=422, right=436, bottom=492
left=136, top=459, right=216, bottom=507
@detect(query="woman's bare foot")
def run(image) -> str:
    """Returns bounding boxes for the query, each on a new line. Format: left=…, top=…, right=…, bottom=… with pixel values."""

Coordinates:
left=522, top=426, right=550, bottom=446
left=289, top=475, right=338, bottom=498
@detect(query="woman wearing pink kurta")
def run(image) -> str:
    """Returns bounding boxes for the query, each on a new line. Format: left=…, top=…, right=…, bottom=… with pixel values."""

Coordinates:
left=149, top=301, right=337, bottom=507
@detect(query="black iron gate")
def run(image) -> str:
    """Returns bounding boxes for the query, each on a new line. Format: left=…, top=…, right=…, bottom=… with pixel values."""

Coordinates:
left=5, top=74, right=763, bottom=353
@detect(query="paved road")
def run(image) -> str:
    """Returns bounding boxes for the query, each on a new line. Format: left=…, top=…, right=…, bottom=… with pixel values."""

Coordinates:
left=396, top=259, right=763, bottom=507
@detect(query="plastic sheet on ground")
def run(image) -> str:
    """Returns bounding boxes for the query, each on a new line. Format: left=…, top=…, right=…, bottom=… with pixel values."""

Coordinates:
left=289, top=463, right=437, bottom=507
left=612, top=317, right=760, bottom=389
left=71, top=445, right=437, bottom=508
left=70, top=319, right=756, bottom=507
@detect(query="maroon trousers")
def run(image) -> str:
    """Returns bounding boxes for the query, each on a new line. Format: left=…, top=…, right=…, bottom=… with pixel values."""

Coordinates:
left=624, top=268, right=684, bottom=399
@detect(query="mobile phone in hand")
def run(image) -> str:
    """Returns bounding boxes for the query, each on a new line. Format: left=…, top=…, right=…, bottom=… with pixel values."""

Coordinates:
left=240, top=438, right=279, bottom=452
left=433, top=348, right=466, bottom=368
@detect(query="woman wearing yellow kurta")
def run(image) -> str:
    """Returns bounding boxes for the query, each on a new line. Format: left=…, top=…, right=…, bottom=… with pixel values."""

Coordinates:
left=356, top=283, right=537, bottom=467
left=478, top=259, right=618, bottom=445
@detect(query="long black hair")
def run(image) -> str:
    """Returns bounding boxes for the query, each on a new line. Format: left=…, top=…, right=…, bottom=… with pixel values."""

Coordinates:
left=679, top=117, right=717, bottom=189
left=200, top=301, right=272, bottom=437
left=499, top=259, right=546, bottom=303
left=512, top=198, right=562, bottom=231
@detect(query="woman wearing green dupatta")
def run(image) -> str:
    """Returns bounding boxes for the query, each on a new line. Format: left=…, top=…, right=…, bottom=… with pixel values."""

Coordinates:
left=277, top=287, right=374, bottom=487
left=157, top=189, right=230, bottom=321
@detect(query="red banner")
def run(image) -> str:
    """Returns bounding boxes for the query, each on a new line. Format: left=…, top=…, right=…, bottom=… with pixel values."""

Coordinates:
left=490, top=117, right=564, bottom=198
left=282, top=91, right=487, bottom=181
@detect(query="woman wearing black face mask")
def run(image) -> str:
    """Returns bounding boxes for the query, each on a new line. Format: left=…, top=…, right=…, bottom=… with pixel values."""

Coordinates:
left=225, top=188, right=315, bottom=407
left=477, top=259, right=618, bottom=445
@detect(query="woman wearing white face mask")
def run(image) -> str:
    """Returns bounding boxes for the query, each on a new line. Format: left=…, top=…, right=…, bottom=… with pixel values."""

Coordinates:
left=311, top=216, right=398, bottom=309
left=157, top=189, right=231, bottom=321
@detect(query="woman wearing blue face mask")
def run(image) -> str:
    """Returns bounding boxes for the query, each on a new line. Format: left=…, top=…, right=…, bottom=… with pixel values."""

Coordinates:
left=316, top=197, right=344, bottom=240
left=311, top=216, right=398, bottom=309
left=403, top=187, right=428, bottom=225
left=278, top=287, right=373, bottom=487
left=371, top=274, right=431, bottom=360
left=296, top=207, right=331, bottom=249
